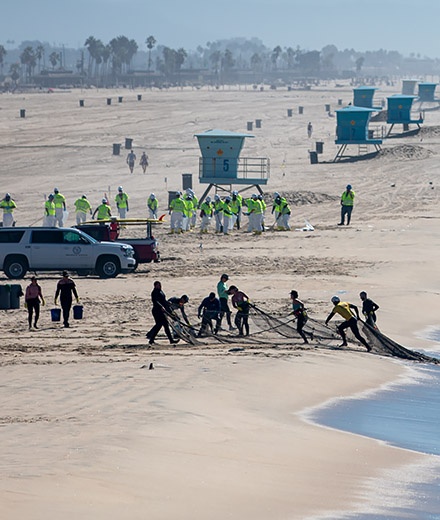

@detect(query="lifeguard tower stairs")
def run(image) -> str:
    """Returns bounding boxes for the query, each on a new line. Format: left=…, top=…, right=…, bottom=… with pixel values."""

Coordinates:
left=333, top=106, right=382, bottom=162
left=195, top=129, right=270, bottom=203
left=386, top=95, right=423, bottom=136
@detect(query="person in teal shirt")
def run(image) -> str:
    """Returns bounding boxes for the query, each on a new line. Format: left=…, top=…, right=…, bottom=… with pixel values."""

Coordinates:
left=216, top=273, right=234, bottom=332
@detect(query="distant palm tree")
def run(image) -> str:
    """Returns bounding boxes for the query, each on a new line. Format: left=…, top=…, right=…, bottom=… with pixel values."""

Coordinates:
left=20, top=46, right=36, bottom=81
left=84, top=36, right=98, bottom=76
left=0, top=45, right=6, bottom=75
left=49, top=51, right=59, bottom=70
left=271, top=45, right=282, bottom=70
left=35, top=44, right=45, bottom=72
left=146, top=35, right=156, bottom=72
left=9, top=63, right=20, bottom=87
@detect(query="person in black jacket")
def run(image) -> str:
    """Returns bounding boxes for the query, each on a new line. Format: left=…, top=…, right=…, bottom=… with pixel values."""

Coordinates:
left=146, top=281, right=179, bottom=345
left=54, top=271, right=79, bottom=328
left=197, top=292, right=221, bottom=336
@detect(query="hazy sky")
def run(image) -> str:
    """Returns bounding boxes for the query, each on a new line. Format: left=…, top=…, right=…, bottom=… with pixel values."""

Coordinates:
left=1, top=0, right=439, bottom=57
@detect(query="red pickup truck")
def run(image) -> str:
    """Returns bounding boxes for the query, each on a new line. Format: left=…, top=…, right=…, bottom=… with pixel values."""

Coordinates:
left=76, top=220, right=160, bottom=267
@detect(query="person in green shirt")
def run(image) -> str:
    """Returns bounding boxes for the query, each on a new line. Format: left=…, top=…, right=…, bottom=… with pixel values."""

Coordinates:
left=43, top=194, right=56, bottom=227
left=200, top=196, right=213, bottom=233
left=93, top=199, right=112, bottom=220
left=53, top=187, right=66, bottom=227
left=115, top=186, right=129, bottom=218
left=0, top=193, right=17, bottom=227
left=169, top=192, right=186, bottom=233
left=147, top=193, right=158, bottom=219
left=216, top=273, right=234, bottom=332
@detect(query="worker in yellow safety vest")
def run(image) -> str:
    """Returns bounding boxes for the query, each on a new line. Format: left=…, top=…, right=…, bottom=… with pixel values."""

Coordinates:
left=338, top=184, right=355, bottom=226
left=0, top=193, right=17, bottom=227
left=169, top=191, right=186, bottom=233
left=115, top=186, right=129, bottom=218
left=199, top=196, right=213, bottom=233
left=93, top=198, right=112, bottom=220
left=147, top=193, right=158, bottom=219
left=44, top=194, right=56, bottom=227
left=74, top=195, right=92, bottom=224
left=53, top=187, right=66, bottom=227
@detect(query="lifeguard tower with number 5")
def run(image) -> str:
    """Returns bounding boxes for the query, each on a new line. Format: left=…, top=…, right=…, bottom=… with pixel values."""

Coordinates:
left=195, top=129, right=270, bottom=202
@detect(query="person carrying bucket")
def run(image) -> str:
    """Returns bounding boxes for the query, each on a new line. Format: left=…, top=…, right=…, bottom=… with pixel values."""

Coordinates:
left=54, top=271, right=80, bottom=328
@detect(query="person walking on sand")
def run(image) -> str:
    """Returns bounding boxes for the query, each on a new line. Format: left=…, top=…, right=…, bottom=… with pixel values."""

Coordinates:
left=25, top=276, right=45, bottom=330
left=126, top=149, right=136, bottom=173
left=228, top=285, right=251, bottom=336
left=0, top=193, right=17, bottom=227
left=325, top=296, right=371, bottom=351
left=93, top=198, right=112, bottom=220
left=53, top=187, right=66, bottom=227
left=338, top=184, right=355, bottom=226
left=43, top=194, right=56, bottom=227
left=54, top=271, right=80, bottom=328
left=74, top=194, right=92, bottom=224
left=290, top=290, right=312, bottom=344
left=307, top=122, right=313, bottom=138
left=359, top=291, right=380, bottom=328
left=146, top=281, right=179, bottom=345
left=216, top=273, right=234, bottom=332
left=140, top=151, right=149, bottom=173
left=115, top=186, right=129, bottom=218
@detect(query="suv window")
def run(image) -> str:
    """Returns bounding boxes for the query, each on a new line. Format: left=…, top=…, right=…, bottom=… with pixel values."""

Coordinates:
left=31, top=230, right=63, bottom=244
left=0, top=230, right=25, bottom=243
left=63, top=231, right=89, bottom=244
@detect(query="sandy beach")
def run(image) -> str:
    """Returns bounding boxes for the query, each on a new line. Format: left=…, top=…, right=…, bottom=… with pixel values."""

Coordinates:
left=1, top=83, right=440, bottom=518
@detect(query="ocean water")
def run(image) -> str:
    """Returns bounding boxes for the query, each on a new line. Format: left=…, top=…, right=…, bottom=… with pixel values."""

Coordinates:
left=309, top=341, right=440, bottom=519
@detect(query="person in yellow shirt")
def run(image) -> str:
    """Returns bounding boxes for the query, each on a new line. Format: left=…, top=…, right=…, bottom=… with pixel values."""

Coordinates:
left=53, top=187, right=66, bottom=227
left=43, top=194, right=56, bottom=227
left=93, top=199, right=112, bottom=220
left=338, top=184, right=355, bottom=226
left=0, top=193, right=17, bottom=227
left=115, top=186, right=129, bottom=218
left=74, top=194, right=92, bottom=224
left=325, top=296, right=371, bottom=351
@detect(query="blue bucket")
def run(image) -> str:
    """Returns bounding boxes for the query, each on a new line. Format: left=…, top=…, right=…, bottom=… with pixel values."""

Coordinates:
left=51, top=308, right=61, bottom=322
left=73, top=305, right=83, bottom=320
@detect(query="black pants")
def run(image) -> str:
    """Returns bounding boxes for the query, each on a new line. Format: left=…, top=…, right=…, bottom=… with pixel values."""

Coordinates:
left=337, top=317, right=369, bottom=347
left=340, top=205, right=353, bottom=225
left=199, top=313, right=220, bottom=336
left=148, top=307, right=173, bottom=342
left=296, top=313, right=309, bottom=343
left=27, top=298, right=40, bottom=327
left=218, top=297, right=232, bottom=328
left=61, top=297, right=72, bottom=326
left=235, top=311, right=249, bottom=335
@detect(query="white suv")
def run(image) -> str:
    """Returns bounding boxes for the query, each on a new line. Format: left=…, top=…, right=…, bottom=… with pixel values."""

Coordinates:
left=0, top=227, right=136, bottom=279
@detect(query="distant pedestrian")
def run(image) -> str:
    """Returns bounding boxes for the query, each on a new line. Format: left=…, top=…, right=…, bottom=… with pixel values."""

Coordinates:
left=140, top=152, right=149, bottom=173
left=359, top=291, right=380, bottom=328
left=126, top=149, right=136, bottom=173
left=43, top=194, right=56, bottom=227
left=146, top=281, right=179, bottom=345
left=199, top=196, right=213, bottom=233
left=338, top=184, right=355, bottom=226
left=0, top=193, right=17, bottom=227
left=25, top=276, right=45, bottom=330
left=54, top=271, right=80, bottom=328
left=307, top=122, right=313, bottom=138
left=115, top=186, right=129, bottom=218
left=74, top=194, right=92, bottom=224
left=53, top=187, right=66, bottom=227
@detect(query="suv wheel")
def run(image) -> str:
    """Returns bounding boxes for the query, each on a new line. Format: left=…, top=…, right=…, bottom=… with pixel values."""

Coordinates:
left=4, top=256, right=28, bottom=279
left=96, top=256, right=120, bottom=278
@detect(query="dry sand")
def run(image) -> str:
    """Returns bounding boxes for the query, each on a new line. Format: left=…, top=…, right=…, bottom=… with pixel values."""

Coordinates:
left=1, top=83, right=440, bottom=518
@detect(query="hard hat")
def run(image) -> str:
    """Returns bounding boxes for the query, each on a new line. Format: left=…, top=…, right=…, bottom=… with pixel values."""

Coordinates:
left=214, top=194, right=220, bottom=201
left=232, top=190, right=238, bottom=195
left=150, top=193, right=155, bottom=199
left=258, top=194, right=263, bottom=200
left=82, top=194, right=87, bottom=198
left=118, top=186, right=123, bottom=191
left=331, top=296, right=340, bottom=304
left=206, top=196, right=211, bottom=203
left=346, top=184, right=352, bottom=190
left=251, top=193, right=257, bottom=199
left=102, top=198, right=107, bottom=203
left=176, top=191, right=182, bottom=196
left=225, top=196, right=231, bottom=202
left=5, top=193, right=11, bottom=200
left=54, top=187, right=59, bottom=193
left=48, top=194, right=54, bottom=199
left=274, top=192, right=280, bottom=198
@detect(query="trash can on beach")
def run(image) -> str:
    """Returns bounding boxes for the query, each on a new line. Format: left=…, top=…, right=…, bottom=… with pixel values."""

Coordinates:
left=309, top=151, right=318, bottom=164
left=316, top=141, right=324, bottom=154
left=73, top=305, right=83, bottom=320
left=113, top=143, right=121, bottom=156
left=182, top=173, right=193, bottom=191
left=51, top=308, right=61, bottom=322
left=9, top=284, right=23, bottom=309
left=125, top=137, right=133, bottom=150
left=0, top=286, right=10, bottom=310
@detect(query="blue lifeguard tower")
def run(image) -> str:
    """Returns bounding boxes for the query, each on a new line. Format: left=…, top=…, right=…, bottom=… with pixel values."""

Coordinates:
left=353, top=86, right=382, bottom=110
left=195, top=129, right=270, bottom=202
left=386, top=95, right=423, bottom=136
left=402, top=79, right=418, bottom=96
left=333, top=106, right=382, bottom=161
left=417, top=82, right=438, bottom=102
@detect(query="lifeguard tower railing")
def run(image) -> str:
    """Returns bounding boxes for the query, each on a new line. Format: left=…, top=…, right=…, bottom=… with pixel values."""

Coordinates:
left=198, top=157, right=270, bottom=184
